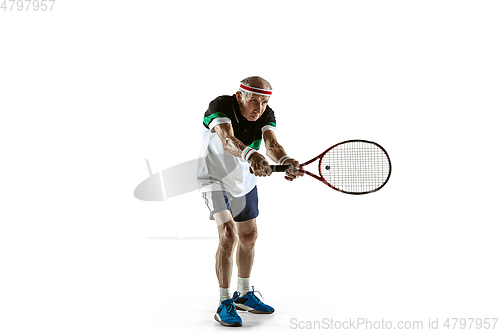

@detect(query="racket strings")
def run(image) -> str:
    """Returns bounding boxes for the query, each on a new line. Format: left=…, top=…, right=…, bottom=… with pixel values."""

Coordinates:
left=320, top=141, right=391, bottom=193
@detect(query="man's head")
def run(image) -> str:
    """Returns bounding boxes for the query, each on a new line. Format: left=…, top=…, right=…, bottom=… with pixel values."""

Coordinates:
left=236, top=76, right=272, bottom=122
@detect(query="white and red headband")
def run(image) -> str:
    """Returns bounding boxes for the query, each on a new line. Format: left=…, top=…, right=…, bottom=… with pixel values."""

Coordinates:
left=239, top=83, right=272, bottom=97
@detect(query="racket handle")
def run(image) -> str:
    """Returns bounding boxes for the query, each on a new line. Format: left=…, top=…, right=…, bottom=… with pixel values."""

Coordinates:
left=249, top=165, right=293, bottom=174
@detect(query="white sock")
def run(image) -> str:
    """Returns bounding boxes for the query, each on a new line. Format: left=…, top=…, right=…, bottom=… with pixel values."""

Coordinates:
left=237, top=276, right=251, bottom=296
left=219, top=287, right=231, bottom=303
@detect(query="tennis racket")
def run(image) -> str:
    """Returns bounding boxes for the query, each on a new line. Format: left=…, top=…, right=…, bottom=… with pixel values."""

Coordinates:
left=250, top=140, right=391, bottom=195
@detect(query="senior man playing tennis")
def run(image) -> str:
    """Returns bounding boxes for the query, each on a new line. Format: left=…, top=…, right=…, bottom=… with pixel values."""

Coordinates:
left=197, top=76, right=303, bottom=327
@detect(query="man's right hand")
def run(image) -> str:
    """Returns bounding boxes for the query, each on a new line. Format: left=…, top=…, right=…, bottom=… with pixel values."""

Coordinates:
left=248, top=153, right=273, bottom=177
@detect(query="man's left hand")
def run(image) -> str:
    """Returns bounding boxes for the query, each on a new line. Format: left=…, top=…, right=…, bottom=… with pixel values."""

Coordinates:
left=283, top=158, right=304, bottom=181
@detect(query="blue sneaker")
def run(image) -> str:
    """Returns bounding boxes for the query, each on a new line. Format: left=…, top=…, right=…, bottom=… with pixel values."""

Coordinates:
left=234, top=286, right=275, bottom=314
left=214, top=291, right=243, bottom=327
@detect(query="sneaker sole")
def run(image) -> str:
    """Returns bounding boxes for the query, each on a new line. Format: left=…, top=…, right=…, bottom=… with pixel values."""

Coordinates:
left=214, top=314, right=242, bottom=327
left=234, top=303, right=274, bottom=314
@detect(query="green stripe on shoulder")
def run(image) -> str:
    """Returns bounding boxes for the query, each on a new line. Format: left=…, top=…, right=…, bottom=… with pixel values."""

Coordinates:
left=203, top=112, right=229, bottom=126
left=264, top=122, right=276, bottom=128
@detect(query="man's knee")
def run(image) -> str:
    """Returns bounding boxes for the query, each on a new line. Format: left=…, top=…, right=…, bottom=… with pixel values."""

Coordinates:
left=238, top=228, right=258, bottom=246
left=218, top=222, right=238, bottom=250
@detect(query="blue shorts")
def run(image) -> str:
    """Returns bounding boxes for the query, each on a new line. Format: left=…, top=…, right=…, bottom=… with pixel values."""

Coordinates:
left=202, top=186, right=259, bottom=222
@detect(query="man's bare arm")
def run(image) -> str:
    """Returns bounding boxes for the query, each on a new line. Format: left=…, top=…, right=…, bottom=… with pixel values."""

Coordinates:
left=263, top=130, right=304, bottom=181
left=263, top=129, right=288, bottom=163
left=213, top=123, right=246, bottom=156
left=213, top=123, right=272, bottom=176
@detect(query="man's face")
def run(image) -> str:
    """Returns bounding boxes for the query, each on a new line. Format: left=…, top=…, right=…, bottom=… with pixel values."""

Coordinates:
left=237, top=92, right=270, bottom=121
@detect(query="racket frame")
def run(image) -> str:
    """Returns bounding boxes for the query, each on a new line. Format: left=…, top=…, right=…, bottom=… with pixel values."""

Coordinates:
left=299, top=139, right=391, bottom=194
left=249, top=139, right=392, bottom=195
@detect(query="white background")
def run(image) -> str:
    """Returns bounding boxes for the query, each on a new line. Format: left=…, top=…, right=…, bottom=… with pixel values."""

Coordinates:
left=1, top=1, right=499, bottom=332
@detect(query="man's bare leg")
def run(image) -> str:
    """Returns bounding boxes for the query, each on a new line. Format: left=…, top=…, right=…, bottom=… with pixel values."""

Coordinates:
left=232, top=218, right=274, bottom=314
left=213, top=212, right=243, bottom=327
left=235, top=218, right=258, bottom=279
left=214, top=210, right=237, bottom=289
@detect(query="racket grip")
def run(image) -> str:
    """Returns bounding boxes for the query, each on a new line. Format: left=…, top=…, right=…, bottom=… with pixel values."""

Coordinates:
left=249, top=165, right=293, bottom=174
